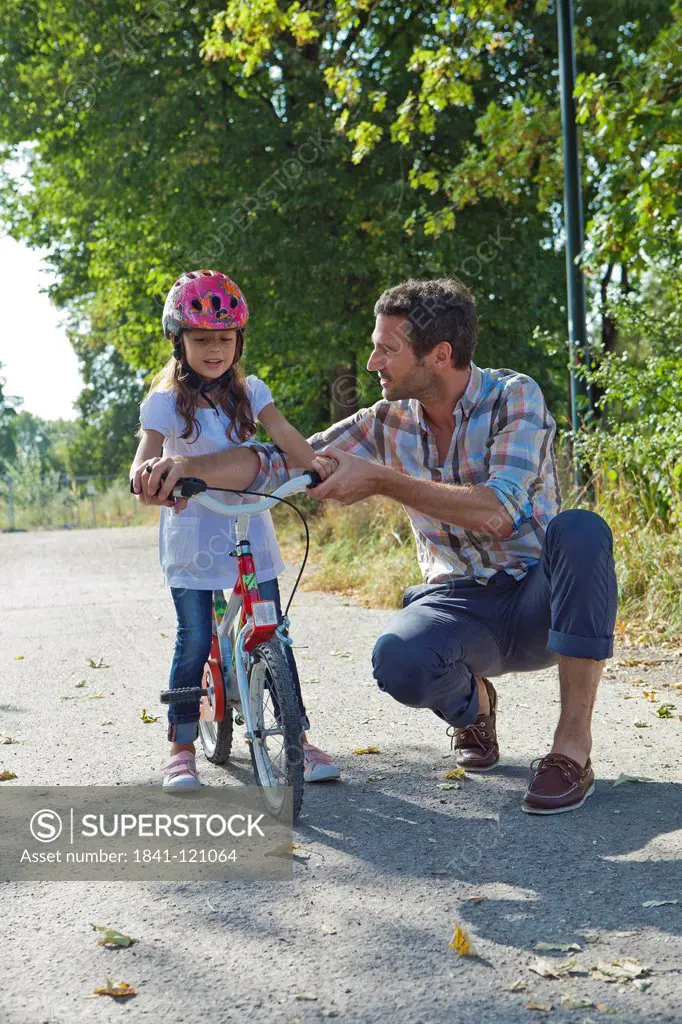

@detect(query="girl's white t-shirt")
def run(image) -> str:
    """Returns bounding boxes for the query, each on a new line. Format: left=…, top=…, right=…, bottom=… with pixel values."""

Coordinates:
left=139, top=376, right=285, bottom=590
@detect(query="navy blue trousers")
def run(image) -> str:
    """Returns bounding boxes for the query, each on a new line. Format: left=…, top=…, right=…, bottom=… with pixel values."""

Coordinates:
left=372, top=510, right=617, bottom=728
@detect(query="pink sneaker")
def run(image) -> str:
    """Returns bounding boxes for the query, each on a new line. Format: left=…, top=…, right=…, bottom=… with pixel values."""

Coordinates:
left=162, top=751, right=201, bottom=790
left=303, top=742, right=341, bottom=783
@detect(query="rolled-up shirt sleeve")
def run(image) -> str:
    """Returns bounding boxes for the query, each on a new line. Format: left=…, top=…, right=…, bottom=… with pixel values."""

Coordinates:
left=482, top=378, right=556, bottom=532
left=246, top=406, right=383, bottom=491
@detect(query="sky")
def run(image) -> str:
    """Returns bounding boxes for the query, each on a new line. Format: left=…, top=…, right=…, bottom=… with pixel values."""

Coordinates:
left=0, top=234, right=83, bottom=420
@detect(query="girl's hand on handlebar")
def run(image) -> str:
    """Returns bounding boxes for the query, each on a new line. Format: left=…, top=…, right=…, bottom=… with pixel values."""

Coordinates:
left=132, top=457, right=164, bottom=502
left=311, top=454, right=338, bottom=483
left=137, top=456, right=190, bottom=511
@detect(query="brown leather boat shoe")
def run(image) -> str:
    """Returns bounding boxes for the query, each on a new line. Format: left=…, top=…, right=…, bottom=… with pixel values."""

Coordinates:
left=446, top=677, right=499, bottom=771
left=522, top=753, right=595, bottom=815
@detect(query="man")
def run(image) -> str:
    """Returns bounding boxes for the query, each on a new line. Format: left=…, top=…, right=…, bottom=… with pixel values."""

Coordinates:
left=136, top=278, right=617, bottom=815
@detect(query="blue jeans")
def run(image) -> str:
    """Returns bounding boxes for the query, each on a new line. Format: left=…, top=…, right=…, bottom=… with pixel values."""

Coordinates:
left=167, top=579, right=308, bottom=743
left=372, top=510, right=618, bottom=727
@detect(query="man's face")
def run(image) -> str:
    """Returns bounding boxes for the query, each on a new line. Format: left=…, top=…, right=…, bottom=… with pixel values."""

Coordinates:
left=367, top=315, right=434, bottom=401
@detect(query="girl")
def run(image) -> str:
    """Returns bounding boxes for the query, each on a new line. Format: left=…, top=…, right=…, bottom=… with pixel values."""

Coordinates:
left=130, top=269, right=340, bottom=790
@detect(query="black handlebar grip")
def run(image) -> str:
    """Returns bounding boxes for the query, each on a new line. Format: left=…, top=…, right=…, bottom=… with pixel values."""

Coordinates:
left=306, top=469, right=322, bottom=488
left=178, top=477, right=208, bottom=497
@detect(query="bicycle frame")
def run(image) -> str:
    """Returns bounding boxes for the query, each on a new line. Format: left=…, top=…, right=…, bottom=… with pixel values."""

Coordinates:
left=183, top=472, right=317, bottom=747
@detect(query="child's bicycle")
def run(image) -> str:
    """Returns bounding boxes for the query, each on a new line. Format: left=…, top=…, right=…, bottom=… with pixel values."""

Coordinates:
left=158, top=471, right=321, bottom=822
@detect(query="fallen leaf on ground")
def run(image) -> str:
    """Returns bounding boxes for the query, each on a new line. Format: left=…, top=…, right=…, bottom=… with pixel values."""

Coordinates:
left=438, top=782, right=460, bottom=790
left=443, top=767, right=467, bottom=780
left=582, top=932, right=601, bottom=944
left=656, top=704, right=675, bottom=718
left=525, top=1003, right=553, bottom=1012
left=86, top=656, right=110, bottom=669
left=641, top=690, right=657, bottom=702
left=295, top=992, right=318, bottom=1001
left=353, top=746, right=380, bottom=755
left=508, top=979, right=527, bottom=991
left=641, top=898, right=678, bottom=907
left=90, top=924, right=137, bottom=948
left=92, top=979, right=136, bottom=998
left=612, top=773, right=655, bottom=786
left=619, top=659, right=664, bottom=667
left=560, top=996, right=594, bottom=1010
left=14, top=655, right=24, bottom=660
left=449, top=924, right=473, bottom=956
left=592, top=958, right=650, bottom=982
left=559, top=960, right=589, bottom=975
left=529, top=958, right=561, bottom=979
left=101, top=719, right=114, bottom=726
left=0, top=736, right=19, bottom=745
left=0, top=770, right=18, bottom=781
left=140, top=708, right=159, bottom=723
left=633, top=720, right=650, bottom=728
left=304, top=677, right=320, bottom=684
left=75, top=680, right=87, bottom=688
left=330, top=650, right=351, bottom=658
left=264, top=841, right=298, bottom=858
left=535, top=942, right=582, bottom=952
left=160, top=632, right=169, bottom=638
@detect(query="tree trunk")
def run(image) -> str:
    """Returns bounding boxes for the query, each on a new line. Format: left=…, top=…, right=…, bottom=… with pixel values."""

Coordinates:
left=329, top=359, right=358, bottom=422
left=592, top=262, right=618, bottom=419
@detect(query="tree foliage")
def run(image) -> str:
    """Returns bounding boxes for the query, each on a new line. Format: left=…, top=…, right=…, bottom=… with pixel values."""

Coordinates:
left=0, top=0, right=678, bottom=466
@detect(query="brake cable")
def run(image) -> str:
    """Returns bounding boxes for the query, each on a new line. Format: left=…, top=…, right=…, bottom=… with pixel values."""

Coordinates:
left=200, top=486, right=311, bottom=619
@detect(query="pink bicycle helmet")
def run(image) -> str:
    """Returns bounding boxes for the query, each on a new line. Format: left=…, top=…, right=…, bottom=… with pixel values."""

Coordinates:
left=162, top=269, right=249, bottom=342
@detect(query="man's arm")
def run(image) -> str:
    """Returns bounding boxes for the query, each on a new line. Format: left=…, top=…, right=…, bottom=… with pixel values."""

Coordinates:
left=246, top=405, right=383, bottom=492
left=309, top=450, right=514, bottom=538
left=134, top=448, right=261, bottom=505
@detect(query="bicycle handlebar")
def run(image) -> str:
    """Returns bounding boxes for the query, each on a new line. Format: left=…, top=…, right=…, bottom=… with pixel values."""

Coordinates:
left=181, top=470, right=321, bottom=517
left=130, top=469, right=321, bottom=515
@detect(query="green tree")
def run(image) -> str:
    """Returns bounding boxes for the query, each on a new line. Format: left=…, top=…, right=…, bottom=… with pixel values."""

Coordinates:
left=0, top=364, right=20, bottom=467
left=0, top=0, right=569, bottom=434
left=63, top=342, right=145, bottom=477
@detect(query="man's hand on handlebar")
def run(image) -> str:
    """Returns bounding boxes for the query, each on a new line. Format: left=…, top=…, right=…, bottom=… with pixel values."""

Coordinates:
left=310, top=454, right=338, bottom=483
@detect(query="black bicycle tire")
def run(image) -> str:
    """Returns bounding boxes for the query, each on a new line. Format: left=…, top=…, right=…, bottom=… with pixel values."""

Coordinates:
left=248, top=639, right=304, bottom=822
left=201, top=708, right=234, bottom=765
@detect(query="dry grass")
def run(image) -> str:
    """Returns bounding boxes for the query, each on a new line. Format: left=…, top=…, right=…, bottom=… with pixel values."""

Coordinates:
left=0, top=479, right=159, bottom=532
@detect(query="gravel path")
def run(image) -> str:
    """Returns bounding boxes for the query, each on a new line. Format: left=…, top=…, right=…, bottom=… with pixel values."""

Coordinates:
left=1, top=526, right=681, bottom=1024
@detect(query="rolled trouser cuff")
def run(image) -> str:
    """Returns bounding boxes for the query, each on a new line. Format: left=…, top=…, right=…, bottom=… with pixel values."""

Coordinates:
left=168, top=720, right=199, bottom=743
left=548, top=629, right=613, bottom=661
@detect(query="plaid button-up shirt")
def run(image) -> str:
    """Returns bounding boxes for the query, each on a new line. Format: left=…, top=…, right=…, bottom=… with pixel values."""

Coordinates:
left=250, top=362, right=561, bottom=584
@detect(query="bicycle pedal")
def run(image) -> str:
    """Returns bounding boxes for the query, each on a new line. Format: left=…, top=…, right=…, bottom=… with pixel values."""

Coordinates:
left=160, top=686, right=206, bottom=704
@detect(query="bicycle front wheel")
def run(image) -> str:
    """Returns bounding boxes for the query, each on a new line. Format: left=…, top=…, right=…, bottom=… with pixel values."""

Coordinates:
left=248, top=638, right=304, bottom=822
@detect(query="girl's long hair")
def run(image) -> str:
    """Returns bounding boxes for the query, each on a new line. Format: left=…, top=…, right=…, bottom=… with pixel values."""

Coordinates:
left=144, top=329, right=256, bottom=443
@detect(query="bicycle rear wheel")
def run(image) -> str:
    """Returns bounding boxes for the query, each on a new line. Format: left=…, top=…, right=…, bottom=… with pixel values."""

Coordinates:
left=248, top=638, right=304, bottom=822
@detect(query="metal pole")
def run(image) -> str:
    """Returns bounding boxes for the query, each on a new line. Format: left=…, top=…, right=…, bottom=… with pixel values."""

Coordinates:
left=557, top=0, right=591, bottom=485
left=7, top=478, right=15, bottom=531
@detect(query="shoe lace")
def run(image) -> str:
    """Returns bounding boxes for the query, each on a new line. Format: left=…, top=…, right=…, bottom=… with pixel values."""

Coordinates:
left=446, top=720, right=490, bottom=751
left=530, top=753, right=578, bottom=783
